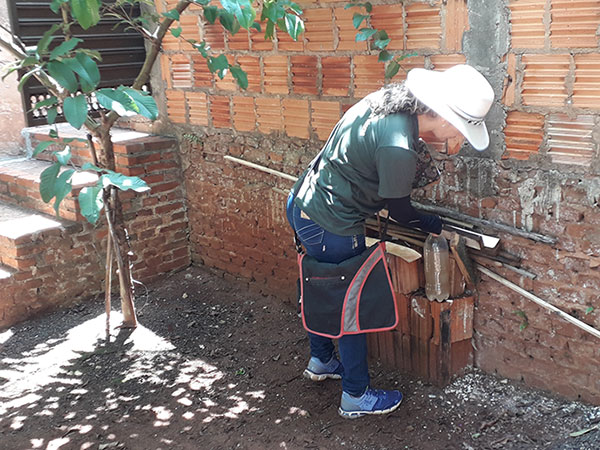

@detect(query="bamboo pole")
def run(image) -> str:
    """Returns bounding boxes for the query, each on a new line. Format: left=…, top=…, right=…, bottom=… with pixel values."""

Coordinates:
left=477, top=265, right=600, bottom=340
left=224, top=155, right=298, bottom=182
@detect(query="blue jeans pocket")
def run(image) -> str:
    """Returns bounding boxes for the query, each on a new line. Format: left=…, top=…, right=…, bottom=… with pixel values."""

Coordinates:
left=296, top=222, right=324, bottom=246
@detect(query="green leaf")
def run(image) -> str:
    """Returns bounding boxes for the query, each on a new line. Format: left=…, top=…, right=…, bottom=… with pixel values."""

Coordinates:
left=286, top=1, right=303, bottom=15
left=284, top=13, right=304, bottom=41
left=34, top=96, right=58, bottom=109
left=71, top=0, right=101, bottom=30
left=49, top=129, right=59, bottom=139
left=352, top=13, right=368, bottom=29
left=171, top=26, right=182, bottom=37
left=50, top=0, right=68, bottom=13
left=33, top=141, right=55, bottom=157
left=378, top=50, right=393, bottom=62
left=193, top=41, right=209, bottom=58
left=47, top=107, right=58, bottom=125
left=63, top=53, right=100, bottom=92
left=75, top=48, right=102, bottom=61
left=78, top=183, right=104, bottom=224
left=49, top=38, right=83, bottom=59
left=204, top=6, right=219, bottom=23
left=82, top=162, right=103, bottom=172
left=47, top=61, right=78, bottom=92
left=356, top=28, right=377, bottom=42
left=220, top=0, right=256, bottom=30
left=374, top=38, right=391, bottom=50
left=63, top=95, right=88, bottom=129
left=162, top=9, right=180, bottom=20
left=36, top=24, right=61, bottom=57
left=101, top=172, right=150, bottom=192
left=385, top=60, right=400, bottom=79
left=219, top=11, right=240, bottom=35
left=18, top=69, right=39, bottom=92
left=53, top=169, right=74, bottom=215
left=40, top=162, right=61, bottom=203
left=20, top=55, right=40, bottom=68
left=207, top=54, right=229, bottom=79
left=262, top=1, right=285, bottom=23
left=230, top=66, right=248, bottom=90
left=276, top=18, right=287, bottom=32
left=250, top=21, right=261, bottom=31
left=121, top=88, right=158, bottom=120
left=585, top=306, right=594, bottom=314
left=264, top=20, right=275, bottom=40
left=95, top=88, right=138, bottom=116
left=53, top=145, right=71, bottom=165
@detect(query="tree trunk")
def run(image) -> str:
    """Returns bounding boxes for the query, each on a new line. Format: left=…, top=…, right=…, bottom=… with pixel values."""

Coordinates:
left=96, top=127, right=138, bottom=328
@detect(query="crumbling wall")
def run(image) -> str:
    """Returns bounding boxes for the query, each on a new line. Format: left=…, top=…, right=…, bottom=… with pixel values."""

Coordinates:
left=156, top=0, right=600, bottom=404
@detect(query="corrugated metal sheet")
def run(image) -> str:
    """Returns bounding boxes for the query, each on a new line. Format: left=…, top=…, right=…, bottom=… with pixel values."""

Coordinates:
left=10, top=0, right=148, bottom=126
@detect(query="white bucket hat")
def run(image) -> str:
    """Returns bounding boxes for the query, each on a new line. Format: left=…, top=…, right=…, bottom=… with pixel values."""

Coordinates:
left=405, top=64, right=494, bottom=151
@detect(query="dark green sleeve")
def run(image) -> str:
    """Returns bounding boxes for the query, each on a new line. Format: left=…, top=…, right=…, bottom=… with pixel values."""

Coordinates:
left=375, top=146, right=416, bottom=199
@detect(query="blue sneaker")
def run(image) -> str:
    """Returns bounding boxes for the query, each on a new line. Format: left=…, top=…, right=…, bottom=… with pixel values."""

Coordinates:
left=303, top=356, right=344, bottom=381
left=339, top=388, right=403, bottom=419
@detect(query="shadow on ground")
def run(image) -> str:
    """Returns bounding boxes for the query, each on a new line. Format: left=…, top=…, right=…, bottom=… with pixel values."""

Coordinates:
left=1, top=265, right=599, bottom=450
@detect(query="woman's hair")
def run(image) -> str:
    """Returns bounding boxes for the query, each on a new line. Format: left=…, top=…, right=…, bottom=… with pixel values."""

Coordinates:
left=366, top=82, right=433, bottom=117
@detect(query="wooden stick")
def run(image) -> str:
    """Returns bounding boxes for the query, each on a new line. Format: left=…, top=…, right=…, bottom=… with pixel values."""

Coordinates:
left=477, top=265, right=600, bottom=340
left=224, top=155, right=298, bottom=182
left=413, top=201, right=557, bottom=245
left=105, top=230, right=113, bottom=341
left=223, top=154, right=552, bottom=246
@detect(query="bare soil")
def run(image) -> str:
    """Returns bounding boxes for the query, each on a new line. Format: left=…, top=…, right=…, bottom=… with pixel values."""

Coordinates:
left=1, top=265, right=599, bottom=450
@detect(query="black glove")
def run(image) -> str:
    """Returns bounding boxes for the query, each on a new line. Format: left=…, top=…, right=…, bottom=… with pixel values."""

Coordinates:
left=387, top=196, right=443, bottom=234
left=408, top=213, right=442, bottom=235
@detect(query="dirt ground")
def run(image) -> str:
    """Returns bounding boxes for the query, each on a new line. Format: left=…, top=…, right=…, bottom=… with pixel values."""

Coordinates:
left=1, top=265, right=599, bottom=450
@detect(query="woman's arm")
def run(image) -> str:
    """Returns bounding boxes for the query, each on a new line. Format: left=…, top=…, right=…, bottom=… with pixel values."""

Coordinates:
left=386, top=196, right=442, bottom=234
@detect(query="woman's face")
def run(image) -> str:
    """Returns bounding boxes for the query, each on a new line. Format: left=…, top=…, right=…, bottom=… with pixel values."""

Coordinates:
left=432, top=117, right=465, bottom=154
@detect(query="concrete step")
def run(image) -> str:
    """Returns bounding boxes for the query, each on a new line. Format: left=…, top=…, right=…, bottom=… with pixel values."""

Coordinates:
left=0, top=158, right=98, bottom=222
left=0, top=200, right=79, bottom=271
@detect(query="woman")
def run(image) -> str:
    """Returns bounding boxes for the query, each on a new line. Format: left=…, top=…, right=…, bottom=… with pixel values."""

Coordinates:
left=286, top=65, right=494, bottom=419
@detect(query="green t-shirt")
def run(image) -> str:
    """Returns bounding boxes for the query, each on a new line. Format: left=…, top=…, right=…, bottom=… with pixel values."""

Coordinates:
left=293, top=98, right=419, bottom=236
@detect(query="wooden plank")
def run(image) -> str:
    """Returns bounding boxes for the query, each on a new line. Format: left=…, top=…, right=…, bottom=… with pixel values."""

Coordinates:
left=449, top=257, right=466, bottom=298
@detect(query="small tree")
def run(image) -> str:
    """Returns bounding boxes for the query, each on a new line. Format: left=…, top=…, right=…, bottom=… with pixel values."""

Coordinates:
left=0, top=0, right=304, bottom=332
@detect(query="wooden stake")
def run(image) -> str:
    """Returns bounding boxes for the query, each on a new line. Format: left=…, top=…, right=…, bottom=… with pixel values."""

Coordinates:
left=105, top=230, right=113, bottom=341
left=477, top=265, right=600, bottom=340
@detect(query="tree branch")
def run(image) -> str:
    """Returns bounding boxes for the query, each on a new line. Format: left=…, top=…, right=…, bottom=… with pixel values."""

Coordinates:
left=104, top=0, right=191, bottom=128
left=0, top=34, right=28, bottom=60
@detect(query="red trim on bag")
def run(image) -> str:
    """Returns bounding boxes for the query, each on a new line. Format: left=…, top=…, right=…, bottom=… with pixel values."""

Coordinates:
left=299, top=242, right=399, bottom=339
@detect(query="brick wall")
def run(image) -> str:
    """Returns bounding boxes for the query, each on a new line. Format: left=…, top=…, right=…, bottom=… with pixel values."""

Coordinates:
left=156, top=0, right=600, bottom=404
left=0, top=134, right=191, bottom=328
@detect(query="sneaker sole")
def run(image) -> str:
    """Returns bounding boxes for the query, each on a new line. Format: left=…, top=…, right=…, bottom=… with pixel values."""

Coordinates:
left=303, top=369, right=342, bottom=381
left=338, top=397, right=403, bottom=419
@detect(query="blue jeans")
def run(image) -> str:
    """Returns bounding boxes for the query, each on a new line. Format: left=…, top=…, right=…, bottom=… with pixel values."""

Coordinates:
left=286, top=193, right=369, bottom=396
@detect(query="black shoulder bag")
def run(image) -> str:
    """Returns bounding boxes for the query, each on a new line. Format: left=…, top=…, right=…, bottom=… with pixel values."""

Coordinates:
left=293, top=147, right=398, bottom=339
